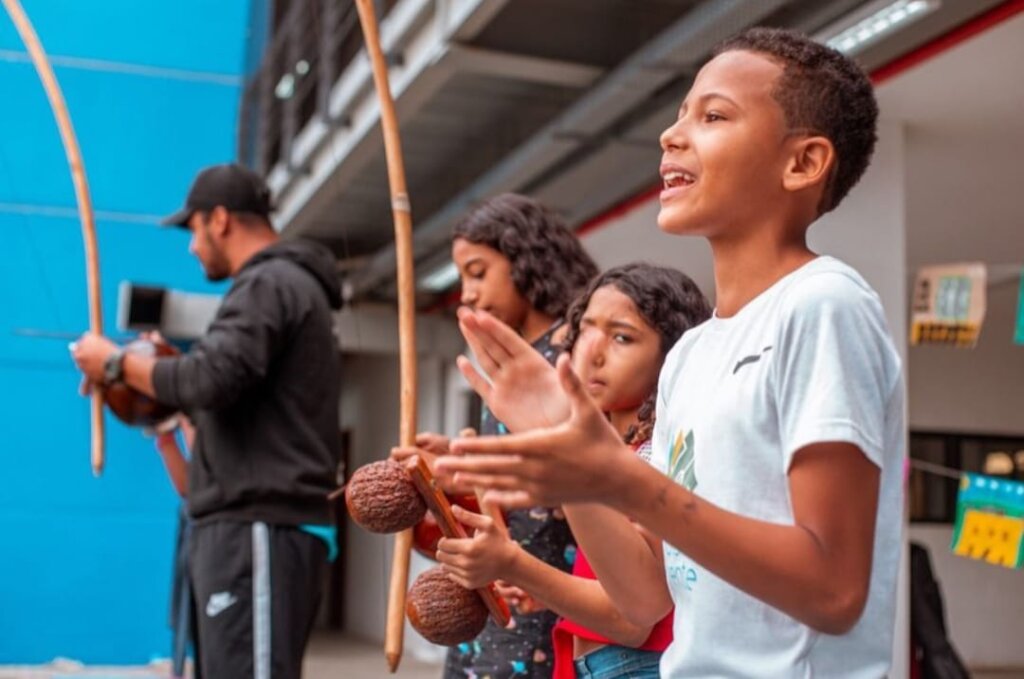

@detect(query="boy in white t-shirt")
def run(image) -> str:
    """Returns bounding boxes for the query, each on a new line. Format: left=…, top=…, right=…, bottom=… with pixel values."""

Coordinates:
left=437, top=27, right=904, bottom=677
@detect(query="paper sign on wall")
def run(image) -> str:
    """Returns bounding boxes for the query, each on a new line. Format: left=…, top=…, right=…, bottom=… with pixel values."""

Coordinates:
left=910, top=263, right=987, bottom=348
left=951, top=473, right=1024, bottom=569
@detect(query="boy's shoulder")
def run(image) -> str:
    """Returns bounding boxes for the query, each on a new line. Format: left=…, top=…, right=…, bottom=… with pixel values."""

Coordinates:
left=776, top=257, right=902, bottom=386
left=780, top=256, right=877, bottom=302
left=774, top=257, right=886, bottom=327
left=659, top=257, right=895, bottom=394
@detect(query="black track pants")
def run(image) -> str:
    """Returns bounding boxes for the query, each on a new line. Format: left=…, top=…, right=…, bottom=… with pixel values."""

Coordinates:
left=189, top=521, right=325, bottom=679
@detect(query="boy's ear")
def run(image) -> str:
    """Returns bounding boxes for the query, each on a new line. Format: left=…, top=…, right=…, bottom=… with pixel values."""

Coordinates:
left=782, top=135, right=835, bottom=197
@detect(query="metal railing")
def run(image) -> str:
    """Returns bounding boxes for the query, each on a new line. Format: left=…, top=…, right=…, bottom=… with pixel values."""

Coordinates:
left=238, top=0, right=398, bottom=174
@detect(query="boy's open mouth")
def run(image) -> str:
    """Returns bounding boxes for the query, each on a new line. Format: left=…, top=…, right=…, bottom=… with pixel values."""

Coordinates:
left=661, top=168, right=696, bottom=190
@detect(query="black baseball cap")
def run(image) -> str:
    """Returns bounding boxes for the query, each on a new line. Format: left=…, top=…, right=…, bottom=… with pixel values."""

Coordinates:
left=161, top=163, right=274, bottom=227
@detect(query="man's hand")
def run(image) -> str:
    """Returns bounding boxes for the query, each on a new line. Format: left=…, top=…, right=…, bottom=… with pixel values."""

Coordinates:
left=457, top=308, right=569, bottom=432
left=437, top=504, right=520, bottom=590
left=69, top=332, right=118, bottom=385
left=437, top=353, right=634, bottom=508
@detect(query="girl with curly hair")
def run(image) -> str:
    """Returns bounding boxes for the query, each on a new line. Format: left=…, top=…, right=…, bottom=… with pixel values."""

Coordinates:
left=435, top=263, right=710, bottom=679
left=394, top=193, right=597, bottom=678
left=450, top=192, right=598, bottom=341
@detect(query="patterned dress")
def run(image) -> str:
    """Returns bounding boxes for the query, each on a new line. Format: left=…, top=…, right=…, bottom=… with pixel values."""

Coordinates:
left=444, top=325, right=577, bottom=679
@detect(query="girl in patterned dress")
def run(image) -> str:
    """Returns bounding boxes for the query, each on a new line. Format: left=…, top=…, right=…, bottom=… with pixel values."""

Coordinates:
left=394, top=193, right=597, bottom=678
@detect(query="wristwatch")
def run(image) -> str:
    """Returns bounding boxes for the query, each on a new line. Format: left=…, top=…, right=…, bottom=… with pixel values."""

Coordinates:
left=103, top=348, right=126, bottom=385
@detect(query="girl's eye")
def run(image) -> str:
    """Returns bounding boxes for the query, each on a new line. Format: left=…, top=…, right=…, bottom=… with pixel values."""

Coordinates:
left=466, top=267, right=485, bottom=279
left=704, top=111, right=725, bottom=123
left=614, top=333, right=633, bottom=345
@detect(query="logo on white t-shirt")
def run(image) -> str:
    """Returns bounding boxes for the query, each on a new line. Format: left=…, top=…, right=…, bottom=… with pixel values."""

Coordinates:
left=667, top=430, right=697, bottom=491
left=732, top=345, right=773, bottom=374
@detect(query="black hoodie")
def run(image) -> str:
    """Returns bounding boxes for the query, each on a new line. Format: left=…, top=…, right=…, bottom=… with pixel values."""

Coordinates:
left=152, top=239, right=342, bottom=525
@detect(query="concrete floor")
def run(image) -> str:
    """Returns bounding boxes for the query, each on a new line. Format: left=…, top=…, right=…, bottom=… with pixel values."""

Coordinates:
left=3, top=636, right=1023, bottom=679
left=0, top=634, right=442, bottom=679
left=303, top=634, right=441, bottom=679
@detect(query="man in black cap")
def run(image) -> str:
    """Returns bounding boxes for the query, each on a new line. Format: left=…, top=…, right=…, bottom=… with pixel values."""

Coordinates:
left=71, top=163, right=342, bottom=679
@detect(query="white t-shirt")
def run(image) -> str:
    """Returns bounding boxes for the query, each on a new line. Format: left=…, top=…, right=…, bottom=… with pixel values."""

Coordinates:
left=651, top=256, right=905, bottom=678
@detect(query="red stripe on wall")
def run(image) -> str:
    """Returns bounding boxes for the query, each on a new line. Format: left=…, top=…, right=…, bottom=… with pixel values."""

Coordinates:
left=871, top=0, right=1024, bottom=85
left=576, top=184, right=662, bottom=238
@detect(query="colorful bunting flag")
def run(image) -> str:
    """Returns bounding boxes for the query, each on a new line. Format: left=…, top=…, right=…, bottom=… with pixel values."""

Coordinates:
left=951, top=473, right=1024, bottom=569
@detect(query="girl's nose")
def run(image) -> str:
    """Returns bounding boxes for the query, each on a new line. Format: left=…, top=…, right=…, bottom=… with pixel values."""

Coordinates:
left=588, top=338, right=607, bottom=367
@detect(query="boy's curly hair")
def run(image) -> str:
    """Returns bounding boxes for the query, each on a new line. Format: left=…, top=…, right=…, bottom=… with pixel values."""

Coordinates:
left=714, top=27, right=878, bottom=215
left=452, top=194, right=598, bottom=319
left=562, top=263, right=711, bottom=445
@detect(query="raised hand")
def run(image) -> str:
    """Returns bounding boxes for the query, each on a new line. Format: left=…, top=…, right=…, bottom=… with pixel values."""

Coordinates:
left=437, top=353, right=636, bottom=508
left=457, top=308, right=570, bottom=432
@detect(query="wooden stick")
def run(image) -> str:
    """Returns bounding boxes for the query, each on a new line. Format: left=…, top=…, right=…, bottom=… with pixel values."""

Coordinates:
left=405, top=456, right=512, bottom=627
left=352, top=0, right=417, bottom=672
left=3, top=0, right=105, bottom=476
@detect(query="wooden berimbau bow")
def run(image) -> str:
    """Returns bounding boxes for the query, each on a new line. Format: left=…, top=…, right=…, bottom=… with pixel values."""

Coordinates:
left=353, top=0, right=419, bottom=671
left=2, top=0, right=106, bottom=476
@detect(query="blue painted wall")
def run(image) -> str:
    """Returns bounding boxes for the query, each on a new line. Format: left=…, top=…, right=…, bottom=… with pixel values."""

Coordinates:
left=0, top=0, right=262, bottom=664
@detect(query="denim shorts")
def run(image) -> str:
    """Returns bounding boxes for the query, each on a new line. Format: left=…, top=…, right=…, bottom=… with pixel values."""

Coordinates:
left=573, top=645, right=662, bottom=679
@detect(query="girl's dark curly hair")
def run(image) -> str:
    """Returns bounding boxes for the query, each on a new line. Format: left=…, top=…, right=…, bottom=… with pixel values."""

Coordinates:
left=452, top=193, right=598, bottom=319
left=562, top=263, right=711, bottom=445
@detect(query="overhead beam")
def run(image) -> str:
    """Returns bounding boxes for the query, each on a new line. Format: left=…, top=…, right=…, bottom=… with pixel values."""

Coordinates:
left=443, top=44, right=603, bottom=88
left=440, top=0, right=511, bottom=42
left=350, top=0, right=793, bottom=297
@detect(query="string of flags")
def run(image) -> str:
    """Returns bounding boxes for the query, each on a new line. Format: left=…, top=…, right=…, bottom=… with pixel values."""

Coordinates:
left=911, top=459, right=1024, bottom=570
left=910, top=262, right=1024, bottom=348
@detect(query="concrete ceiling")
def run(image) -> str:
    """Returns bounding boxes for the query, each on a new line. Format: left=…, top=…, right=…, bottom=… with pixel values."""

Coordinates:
left=875, top=10, right=1024, bottom=271
left=262, top=0, right=1013, bottom=303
